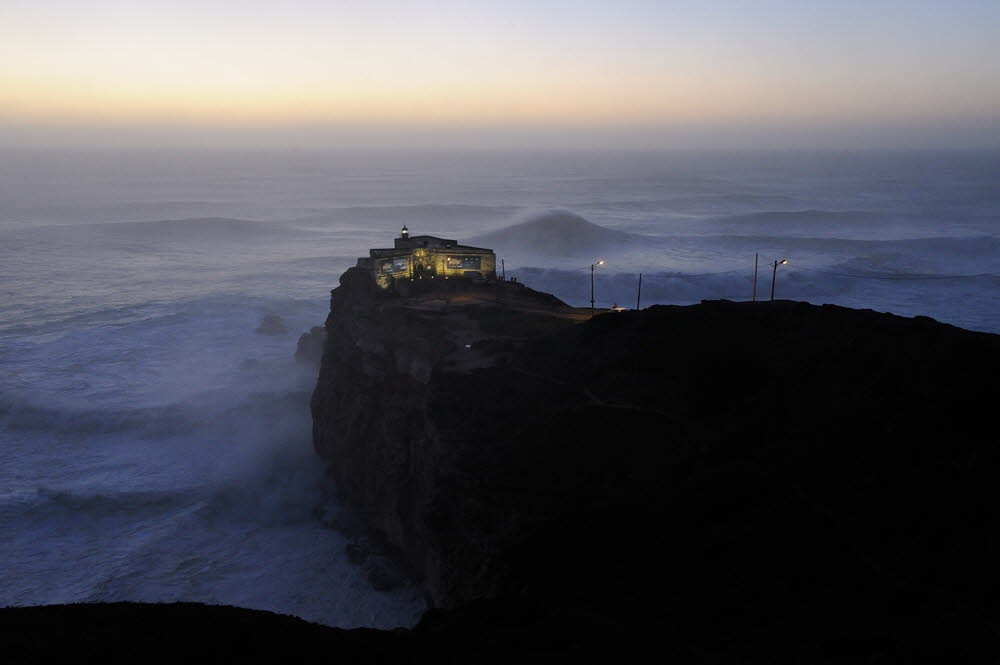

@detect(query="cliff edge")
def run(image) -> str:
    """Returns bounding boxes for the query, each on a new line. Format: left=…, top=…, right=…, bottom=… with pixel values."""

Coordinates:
left=312, top=266, right=1000, bottom=660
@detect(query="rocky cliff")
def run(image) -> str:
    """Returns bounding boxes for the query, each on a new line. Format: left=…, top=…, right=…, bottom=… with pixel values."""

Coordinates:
left=312, top=266, right=1000, bottom=660
left=311, top=267, right=587, bottom=603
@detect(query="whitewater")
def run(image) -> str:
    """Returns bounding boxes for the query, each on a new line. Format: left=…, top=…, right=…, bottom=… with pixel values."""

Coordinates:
left=1, top=149, right=998, bottom=627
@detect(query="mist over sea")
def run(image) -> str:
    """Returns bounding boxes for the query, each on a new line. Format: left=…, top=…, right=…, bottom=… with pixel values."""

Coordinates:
left=1, top=148, right=998, bottom=627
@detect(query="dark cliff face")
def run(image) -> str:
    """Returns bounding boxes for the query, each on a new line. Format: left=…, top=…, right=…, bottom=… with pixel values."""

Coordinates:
left=312, top=267, right=1000, bottom=660
left=311, top=267, right=586, bottom=603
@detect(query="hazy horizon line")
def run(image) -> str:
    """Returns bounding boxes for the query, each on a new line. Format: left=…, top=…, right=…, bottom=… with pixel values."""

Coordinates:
left=3, top=118, right=999, bottom=152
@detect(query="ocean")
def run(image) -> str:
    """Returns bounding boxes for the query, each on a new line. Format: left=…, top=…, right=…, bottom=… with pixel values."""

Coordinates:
left=1, top=148, right=998, bottom=627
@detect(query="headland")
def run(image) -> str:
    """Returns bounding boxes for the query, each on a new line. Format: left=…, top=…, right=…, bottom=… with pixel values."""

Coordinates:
left=8, top=261, right=1000, bottom=662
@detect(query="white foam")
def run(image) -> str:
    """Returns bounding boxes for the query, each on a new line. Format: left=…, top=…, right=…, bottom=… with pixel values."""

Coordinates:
left=0, top=295, right=425, bottom=627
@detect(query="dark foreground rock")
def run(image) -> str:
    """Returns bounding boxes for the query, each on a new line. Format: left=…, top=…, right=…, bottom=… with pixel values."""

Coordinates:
left=0, top=601, right=617, bottom=662
left=0, top=603, right=393, bottom=659
left=309, top=267, right=1000, bottom=662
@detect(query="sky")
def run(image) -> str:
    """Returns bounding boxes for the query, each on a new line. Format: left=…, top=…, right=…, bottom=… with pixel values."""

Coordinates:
left=1, top=0, right=999, bottom=149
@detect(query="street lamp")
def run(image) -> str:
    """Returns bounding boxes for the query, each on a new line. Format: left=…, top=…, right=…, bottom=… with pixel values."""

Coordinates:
left=590, top=260, right=605, bottom=310
left=770, top=259, right=788, bottom=301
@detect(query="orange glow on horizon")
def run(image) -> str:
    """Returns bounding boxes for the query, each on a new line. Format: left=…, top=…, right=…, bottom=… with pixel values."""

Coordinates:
left=0, top=63, right=799, bottom=128
left=1, top=2, right=997, bottom=143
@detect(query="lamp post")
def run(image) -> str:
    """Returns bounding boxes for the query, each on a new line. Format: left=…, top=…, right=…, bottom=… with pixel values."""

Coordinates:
left=590, top=260, right=605, bottom=310
left=770, top=259, right=788, bottom=301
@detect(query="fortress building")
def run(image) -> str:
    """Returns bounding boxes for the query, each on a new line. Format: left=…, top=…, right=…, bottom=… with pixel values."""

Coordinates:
left=358, top=225, right=498, bottom=289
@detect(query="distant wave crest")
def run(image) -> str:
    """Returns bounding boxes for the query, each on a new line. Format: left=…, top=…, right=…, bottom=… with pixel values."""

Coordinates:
left=469, top=209, right=638, bottom=256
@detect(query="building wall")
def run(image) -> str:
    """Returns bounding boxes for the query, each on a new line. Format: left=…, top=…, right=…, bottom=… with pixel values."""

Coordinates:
left=430, top=250, right=496, bottom=279
left=372, top=248, right=497, bottom=289
left=374, top=253, right=412, bottom=289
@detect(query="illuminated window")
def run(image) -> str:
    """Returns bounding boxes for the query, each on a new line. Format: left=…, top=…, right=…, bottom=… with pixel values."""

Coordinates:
left=447, top=256, right=481, bottom=270
left=379, top=257, right=410, bottom=274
